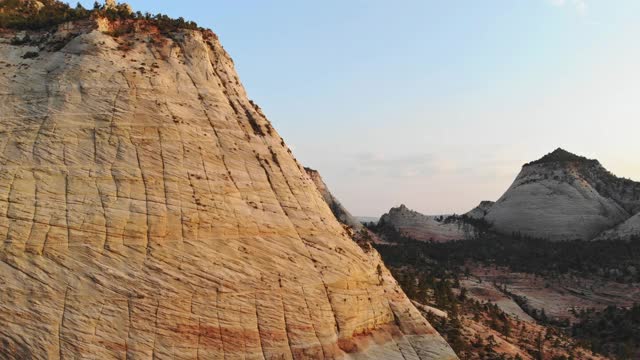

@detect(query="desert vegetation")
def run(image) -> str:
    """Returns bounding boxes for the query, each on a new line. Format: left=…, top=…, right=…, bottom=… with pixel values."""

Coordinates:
left=369, top=221, right=640, bottom=359
left=525, top=148, right=598, bottom=167
left=387, top=255, right=602, bottom=360
left=0, top=0, right=200, bottom=32
left=570, top=305, right=640, bottom=359
left=369, top=221, right=640, bottom=283
left=0, top=0, right=91, bottom=29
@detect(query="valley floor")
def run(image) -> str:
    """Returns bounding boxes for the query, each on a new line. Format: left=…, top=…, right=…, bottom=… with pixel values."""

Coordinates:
left=464, top=264, right=640, bottom=323
left=368, top=225, right=640, bottom=359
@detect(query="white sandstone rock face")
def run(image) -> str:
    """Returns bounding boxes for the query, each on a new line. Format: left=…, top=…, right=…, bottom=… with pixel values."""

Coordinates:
left=595, top=212, right=640, bottom=241
left=485, top=149, right=640, bottom=241
left=379, top=205, right=474, bottom=242
left=0, top=19, right=457, bottom=360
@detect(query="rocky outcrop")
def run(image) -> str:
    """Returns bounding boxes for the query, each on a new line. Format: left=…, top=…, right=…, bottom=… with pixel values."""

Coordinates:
left=595, top=212, right=640, bottom=241
left=484, top=149, right=640, bottom=241
left=465, top=201, right=494, bottom=220
left=0, top=9, right=457, bottom=360
left=104, top=0, right=132, bottom=15
left=379, top=205, right=474, bottom=242
left=305, top=167, right=363, bottom=232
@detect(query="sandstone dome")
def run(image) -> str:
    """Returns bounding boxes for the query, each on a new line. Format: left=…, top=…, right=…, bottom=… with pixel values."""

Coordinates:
left=379, top=205, right=474, bottom=242
left=0, top=6, right=456, bottom=360
left=485, top=149, right=640, bottom=241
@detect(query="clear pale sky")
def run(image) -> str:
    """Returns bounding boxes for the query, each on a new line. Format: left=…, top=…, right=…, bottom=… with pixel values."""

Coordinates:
left=74, top=1, right=640, bottom=217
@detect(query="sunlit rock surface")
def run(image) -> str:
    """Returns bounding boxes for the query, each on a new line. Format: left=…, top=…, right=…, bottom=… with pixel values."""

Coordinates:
left=0, top=16, right=457, bottom=360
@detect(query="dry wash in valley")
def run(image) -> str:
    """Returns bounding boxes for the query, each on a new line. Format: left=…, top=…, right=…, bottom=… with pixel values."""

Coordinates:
left=0, top=1, right=457, bottom=359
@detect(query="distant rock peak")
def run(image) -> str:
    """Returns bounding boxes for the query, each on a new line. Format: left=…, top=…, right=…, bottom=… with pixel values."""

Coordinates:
left=380, top=205, right=477, bottom=242
left=387, top=204, right=422, bottom=218
left=484, top=148, right=640, bottom=241
left=525, top=148, right=598, bottom=167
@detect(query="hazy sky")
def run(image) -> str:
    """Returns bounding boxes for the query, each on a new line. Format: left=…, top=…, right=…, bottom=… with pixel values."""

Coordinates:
left=75, top=1, right=640, bottom=216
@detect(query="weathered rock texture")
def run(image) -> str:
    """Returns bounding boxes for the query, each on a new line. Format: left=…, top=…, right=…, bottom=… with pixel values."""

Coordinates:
left=379, top=205, right=474, bottom=242
left=464, top=201, right=494, bottom=220
left=304, top=168, right=362, bottom=232
left=0, top=16, right=457, bottom=360
left=485, top=149, right=640, bottom=241
left=595, top=212, right=640, bottom=241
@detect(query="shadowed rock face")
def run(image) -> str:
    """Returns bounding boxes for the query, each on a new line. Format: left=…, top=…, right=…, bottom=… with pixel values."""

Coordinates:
left=304, top=168, right=363, bottom=232
left=0, top=15, right=457, bottom=360
left=596, top=212, right=640, bottom=241
left=485, top=149, right=640, bottom=241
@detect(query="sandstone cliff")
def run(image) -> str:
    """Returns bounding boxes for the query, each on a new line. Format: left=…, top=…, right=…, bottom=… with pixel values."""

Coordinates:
left=484, top=149, right=640, bottom=241
left=0, top=6, right=456, bottom=360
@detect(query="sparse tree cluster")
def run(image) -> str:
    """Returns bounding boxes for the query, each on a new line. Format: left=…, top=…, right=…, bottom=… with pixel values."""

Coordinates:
left=571, top=304, right=640, bottom=359
left=369, top=220, right=640, bottom=283
left=0, top=0, right=201, bottom=32
left=0, top=0, right=91, bottom=29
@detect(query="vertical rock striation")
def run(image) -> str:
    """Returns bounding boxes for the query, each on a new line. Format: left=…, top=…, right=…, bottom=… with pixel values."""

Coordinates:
left=0, top=14, right=456, bottom=360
